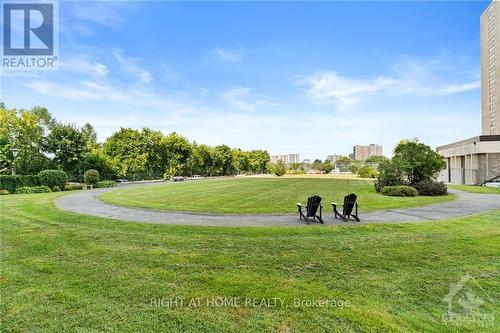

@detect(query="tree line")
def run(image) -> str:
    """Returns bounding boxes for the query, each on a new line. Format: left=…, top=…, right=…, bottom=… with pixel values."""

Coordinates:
left=0, top=103, right=270, bottom=180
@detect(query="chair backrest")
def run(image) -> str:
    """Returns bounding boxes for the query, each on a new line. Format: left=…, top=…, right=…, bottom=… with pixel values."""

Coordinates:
left=306, top=195, right=322, bottom=216
left=342, top=193, right=357, bottom=215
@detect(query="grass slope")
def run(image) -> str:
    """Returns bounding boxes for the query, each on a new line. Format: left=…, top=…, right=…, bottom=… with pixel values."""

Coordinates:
left=100, top=178, right=455, bottom=214
left=1, top=192, right=499, bottom=332
left=449, top=185, right=500, bottom=194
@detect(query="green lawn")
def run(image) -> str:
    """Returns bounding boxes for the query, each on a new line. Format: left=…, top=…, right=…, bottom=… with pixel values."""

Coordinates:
left=100, top=177, right=455, bottom=214
left=1, top=192, right=499, bottom=332
left=449, top=184, right=500, bottom=194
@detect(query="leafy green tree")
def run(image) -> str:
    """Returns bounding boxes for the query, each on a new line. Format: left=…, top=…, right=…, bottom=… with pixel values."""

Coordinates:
left=81, top=148, right=116, bottom=180
left=103, top=128, right=149, bottom=177
left=375, top=159, right=405, bottom=192
left=161, top=132, right=192, bottom=177
left=213, top=144, right=232, bottom=176
left=322, top=160, right=334, bottom=174
left=268, top=160, right=286, bottom=176
left=336, top=156, right=352, bottom=172
left=0, top=104, right=54, bottom=174
left=365, top=155, right=389, bottom=164
left=231, top=148, right=250, bottom=174
left=311, top=159, right=323, bottom=173
left=81, top=123, right=98, bottom=149
left=392, top=139, right=446, bottom=185
left=196, top=144, right=215, bottom=176
left=248, top=150, right=270, bottom=174
left=45, top=123, right=87, bottom=176
left=357, top=165, right=379, bottom=178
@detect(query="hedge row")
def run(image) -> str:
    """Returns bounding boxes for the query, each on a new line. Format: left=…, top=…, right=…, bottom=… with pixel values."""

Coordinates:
left=16, top=186, right=52, bottom=194
left=0, top=170, right=67, bottom=193
left=0, top=175, right=39, bottom=192
left=95, top=180, right=116, bottom=188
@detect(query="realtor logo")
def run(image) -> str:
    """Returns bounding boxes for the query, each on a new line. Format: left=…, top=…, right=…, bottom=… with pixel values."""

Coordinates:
left=2, top=1, right=58, bottom=69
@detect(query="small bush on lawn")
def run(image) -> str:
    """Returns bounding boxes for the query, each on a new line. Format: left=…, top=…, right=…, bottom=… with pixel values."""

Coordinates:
left=16, top=186, right=52, bottom=194
left=357, top=166, right=379, bottom=179
left=414, top=180, right=448, bottom=196
left=0, top=189, right=10, bottom=195
left=52, top=186, right=61, bottom=192
left=64, top=183, right=84, bottom=191
left=84, top=169, right=100, bottom=185
left=381, top=185, right=418, bottom=197
left=38, top=170, right=68, bottom=189
left=95, top=180, right=116, bottom=188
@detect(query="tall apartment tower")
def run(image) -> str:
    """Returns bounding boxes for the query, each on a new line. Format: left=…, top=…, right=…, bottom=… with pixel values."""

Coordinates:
left=481, top=1, right=500, bottom=135
left=352, top=144, right=383, bottom=161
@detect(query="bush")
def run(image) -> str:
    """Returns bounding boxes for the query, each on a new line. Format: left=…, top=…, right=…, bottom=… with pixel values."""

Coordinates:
left=52, top=186, right=61, bottom=192
left=16, top=185, right=52, bottom=194
left=38, top=170, right=68, bottom=189
left=357, top=166, right=379, bottom=178
left=375, top=160, right=405, bottom=192
left=0, top=175, right=39, bottom=192
left=268, top=161, right=286, bottom=176
left=381, top=185, right=418, bottom=197
left=95, top=180, right=117, bottom=188
left=0, top=189, right=10, bottom=195
left=414, top=180, right=448, bottom=196
left=64, top=183, right=84, bottom=191
left=84, top=169, right=100, bottom=185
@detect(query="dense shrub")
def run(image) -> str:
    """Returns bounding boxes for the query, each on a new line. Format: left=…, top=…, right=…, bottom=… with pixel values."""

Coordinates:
left=381, top=185, right=418, bottom=197
left=84, top=169, right=100, bottom=185
left=16, top=185, right=51, bottom=194
left=37, top=170, right=68, bottom=189
left=64, top=183, right=84, bottom=191
left=414, top=180, right=448, bottom=196
left=52, top=186, right=61, bottom=192
left=0, top=189, right=10, bottom=195
left=0, top=175, right=39, bottom=192
left=357, top=166, right=379, bottom=179
left=95, top=180, right=117, bottom=188
left=268, top=161, right=286, bottom=176
left=375, top=160, right=405, bottom=192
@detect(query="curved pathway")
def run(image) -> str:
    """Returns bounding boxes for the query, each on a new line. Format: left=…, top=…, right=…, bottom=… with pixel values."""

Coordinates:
left=56, top=182, right=500, bottom=227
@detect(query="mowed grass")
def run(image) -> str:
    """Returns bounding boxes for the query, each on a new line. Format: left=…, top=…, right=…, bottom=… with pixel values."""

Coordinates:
left=100, top=177, right=455, bottom=214
left=1, top=193, right=499, bottom=332
left=449, top=184, right=500, bottom=194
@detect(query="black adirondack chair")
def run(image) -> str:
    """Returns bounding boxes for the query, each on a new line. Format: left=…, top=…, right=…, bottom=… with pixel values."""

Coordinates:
left=332, top=193, right=360, bottom=222
left=297, top=195, right=324, bottom=224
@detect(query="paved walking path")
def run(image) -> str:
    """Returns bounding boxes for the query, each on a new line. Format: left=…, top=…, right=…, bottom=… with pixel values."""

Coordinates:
left=56, top=182, right=500, bottom=227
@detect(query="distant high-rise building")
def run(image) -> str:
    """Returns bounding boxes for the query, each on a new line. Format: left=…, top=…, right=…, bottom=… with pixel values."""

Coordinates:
left=352, top=144, right=383, bottom=161
left=481, top=1, right=500, bottom=135
left=326, top=154, right=341, bottom=164
left=271, top=154, right=300, bottom=165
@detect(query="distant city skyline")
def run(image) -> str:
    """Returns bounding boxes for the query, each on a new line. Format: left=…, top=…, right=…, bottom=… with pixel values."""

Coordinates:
left=1, top=1, right=488, bottom=160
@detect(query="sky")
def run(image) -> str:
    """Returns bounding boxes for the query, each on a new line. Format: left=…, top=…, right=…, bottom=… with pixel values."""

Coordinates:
left=1, top=0, right=490, bottom=160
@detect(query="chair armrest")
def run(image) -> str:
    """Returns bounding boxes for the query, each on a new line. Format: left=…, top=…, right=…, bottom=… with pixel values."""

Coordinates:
left=331, top=202, right=343, bottom=206
left=296, top=203, right=303, bottom=207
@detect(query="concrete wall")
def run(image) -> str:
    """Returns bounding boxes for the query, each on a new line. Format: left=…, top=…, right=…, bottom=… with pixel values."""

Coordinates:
left=479, top=152, right=500, bottom=181
left=438, top=152, right=500, bottom=185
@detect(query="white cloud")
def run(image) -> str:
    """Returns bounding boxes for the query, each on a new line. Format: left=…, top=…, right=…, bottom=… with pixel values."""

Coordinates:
left=298, top=58, right=480, bottom=108
left=210, top=46, right=245, bottom=62
left=60, top=57, right=109, bottom=77
left=113, top=49, right=153, bottom=83
left=221, top=87, right=278, bottom=112
left=299, top=72, right=395, bottom=108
